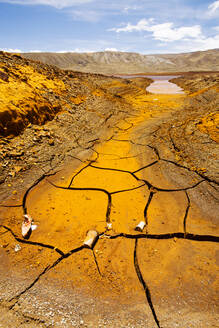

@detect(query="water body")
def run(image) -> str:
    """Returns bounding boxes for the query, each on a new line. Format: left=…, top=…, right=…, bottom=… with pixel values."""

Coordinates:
left=145, top=75, right=184, bottom=94
left=117, top=75, right=184, bottom=94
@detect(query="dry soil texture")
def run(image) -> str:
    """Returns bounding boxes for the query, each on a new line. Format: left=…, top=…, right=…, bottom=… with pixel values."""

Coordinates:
left=0, top=56, right=218, bottom=328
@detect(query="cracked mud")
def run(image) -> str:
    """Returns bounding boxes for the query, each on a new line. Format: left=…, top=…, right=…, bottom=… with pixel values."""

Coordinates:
left=0, top=88, right=219, bottom=327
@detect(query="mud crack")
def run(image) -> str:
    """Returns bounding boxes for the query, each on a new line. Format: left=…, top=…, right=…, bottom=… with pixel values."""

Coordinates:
left=104, top=232, right=219, bottom=243
left=0, top=225, right=64, bottom=256
left=134, top=239, right=161, bottom=328
left=1, top=94, right=219, bottom=328
left=8, top=245, right=85, bottom=308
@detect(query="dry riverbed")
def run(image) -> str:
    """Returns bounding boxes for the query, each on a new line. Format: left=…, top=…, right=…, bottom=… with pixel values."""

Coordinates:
left=0, top=68, right=219, bottom=327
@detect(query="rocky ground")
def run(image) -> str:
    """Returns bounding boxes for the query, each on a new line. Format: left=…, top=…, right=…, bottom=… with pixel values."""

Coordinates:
left=168, top=74, right=219, bottom=182
left=0, top=52, right=151, bottom=203
left=142, top=73, right=219, bottom=226
left=0, top=55, right=218, bottom=328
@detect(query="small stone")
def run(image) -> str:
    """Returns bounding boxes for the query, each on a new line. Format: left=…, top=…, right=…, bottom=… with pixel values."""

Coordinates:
left=0, top=71, right=9, bottom=82
left=8, top=171, right=16, bottom=177
left=33, top=137, right=40, bottom=142
left=14, top=244, right=21, bottom=252
left=107, top=222, right=112, bottom=230
left=14, top=166, right=22, bottom=173
left=3, top=243, right=9, bottom=248
left=10, top=150, right=24, bottom=157
left=48, top=139, right=54, bottom=146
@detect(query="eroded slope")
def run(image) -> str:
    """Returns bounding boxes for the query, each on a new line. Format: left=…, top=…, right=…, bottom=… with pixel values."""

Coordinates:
left=0, top=52, right=151, bottom=202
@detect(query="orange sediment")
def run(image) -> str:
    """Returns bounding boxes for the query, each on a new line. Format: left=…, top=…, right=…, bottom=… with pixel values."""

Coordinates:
left=0, top=84, right=218, bottom=326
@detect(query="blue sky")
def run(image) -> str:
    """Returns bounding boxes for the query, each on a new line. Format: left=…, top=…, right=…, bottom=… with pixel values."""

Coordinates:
left=0, top=0, right=219, bottom=54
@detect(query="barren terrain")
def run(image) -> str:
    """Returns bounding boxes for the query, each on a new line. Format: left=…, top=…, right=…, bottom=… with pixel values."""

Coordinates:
left=0, top=52, right=218, bottom=327
left=21, top=49, right=219, bottom=74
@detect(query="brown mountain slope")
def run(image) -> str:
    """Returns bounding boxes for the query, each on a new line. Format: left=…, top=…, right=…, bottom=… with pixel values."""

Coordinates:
left=21, top=48, right=219, bottom=74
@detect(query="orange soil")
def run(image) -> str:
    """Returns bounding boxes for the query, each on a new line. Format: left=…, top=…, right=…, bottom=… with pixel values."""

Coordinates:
left=197, top=112, right=219, bottom=143
left=0, top=90, right=218, bottom=326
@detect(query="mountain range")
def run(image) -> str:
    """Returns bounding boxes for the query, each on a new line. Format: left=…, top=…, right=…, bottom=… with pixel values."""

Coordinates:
left=21, top=48, right=219, bottom=74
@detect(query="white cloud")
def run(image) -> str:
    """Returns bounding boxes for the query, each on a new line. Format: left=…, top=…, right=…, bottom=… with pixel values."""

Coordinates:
left=148, top=23, right=201, bottom=42
left=192, top=34, right=219, bottom=50
left=110, top=18, right=153, bottom=33
left=29, top=49, right=42, bottom=52
left=70, top=9, right=101, bottom=22
left=0, top=47, right=22, bottom=52
left=104, top=48, right=118, bottom=51
left=0, top=0, right=93, bottom=9
left=161, top=34, right=219, bottom=53
left=110, top=19, right=202, bottom=42
left=208, top=1, right=219, bottom=14
left=56, top=48, right=95, bottom=53
left=154, top=26, right=219, bottom=52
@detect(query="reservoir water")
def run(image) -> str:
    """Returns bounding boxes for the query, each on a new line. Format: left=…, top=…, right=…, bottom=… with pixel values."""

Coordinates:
left=145, top=75, right=184, bottom=94
left=117, top=75, right=184, bottom=94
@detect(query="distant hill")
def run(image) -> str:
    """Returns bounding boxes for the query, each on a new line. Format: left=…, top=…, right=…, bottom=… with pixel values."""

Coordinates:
left=21, top=49, right=219, bottom=74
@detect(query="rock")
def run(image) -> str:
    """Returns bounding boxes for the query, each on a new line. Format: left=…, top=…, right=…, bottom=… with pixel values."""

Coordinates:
left=38, top=131, right=50, bottom=138
left=48, top=139, right=55, bottom=146
left=21, top=76, right=28, bottom=82
left=14, top=166, right=22, bottom=173
left=33, top=136, right=41, bottom=142
left=34, top=126, right=43, bottom=131
left=8, top=171, right=16, bottom=178
left=14, top=244, right=21, bottom=252
left=9, top=151, right=24, bottom=158
left=0, top=71, right=9, bottom=82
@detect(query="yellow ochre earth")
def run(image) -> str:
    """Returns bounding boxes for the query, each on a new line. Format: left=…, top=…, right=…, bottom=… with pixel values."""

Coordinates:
left=1, top=83, right=218, bottom=328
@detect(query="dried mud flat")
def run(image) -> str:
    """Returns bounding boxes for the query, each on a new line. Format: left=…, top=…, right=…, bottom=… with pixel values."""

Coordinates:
left=0, top=61, right=219, bottom=328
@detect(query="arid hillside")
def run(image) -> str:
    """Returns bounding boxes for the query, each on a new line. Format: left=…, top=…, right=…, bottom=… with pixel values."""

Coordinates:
left=152, top=72, right=219, bottom=185
left=0, top=51, right=152, bottom=137
left=0, top=51, right=151, bottom=200
left=21, top=48, right=219, bottom=74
